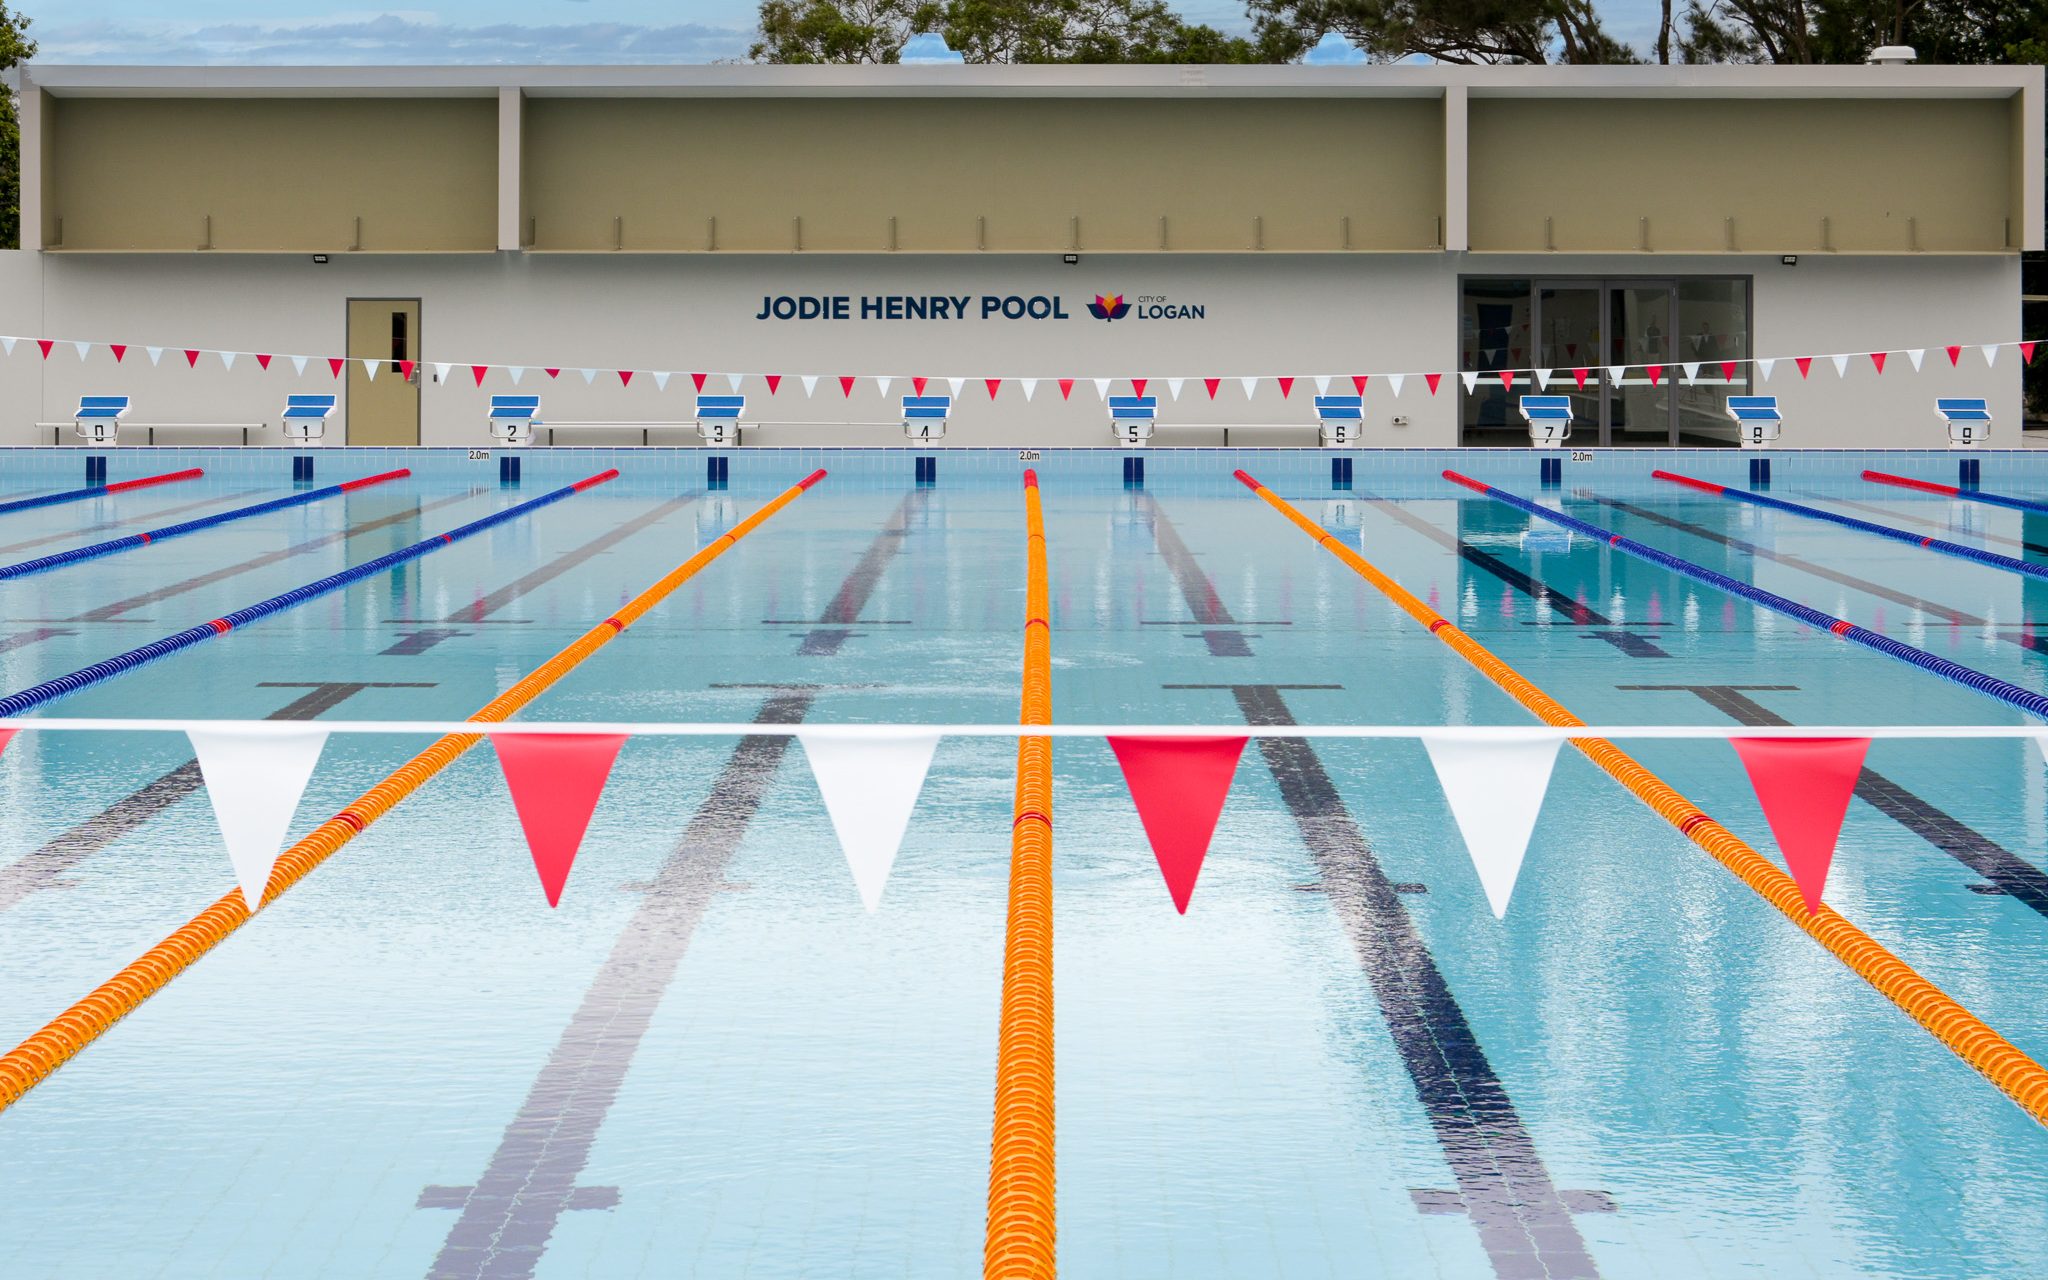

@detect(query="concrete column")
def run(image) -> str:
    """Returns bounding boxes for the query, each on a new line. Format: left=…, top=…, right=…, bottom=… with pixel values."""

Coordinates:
left=1442, top=85, right=1468, bottom=253
left=18, top=68, right=41, bottom=250
left=497, top=85, right=523, bottom=252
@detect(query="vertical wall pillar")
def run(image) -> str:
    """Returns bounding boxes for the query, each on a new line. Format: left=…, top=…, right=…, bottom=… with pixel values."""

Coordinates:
left=18, top=71, right=42, bottom=250
left=1442, top=85, right=1469, bottom=253
left=497, top=86, right=524, bottom=253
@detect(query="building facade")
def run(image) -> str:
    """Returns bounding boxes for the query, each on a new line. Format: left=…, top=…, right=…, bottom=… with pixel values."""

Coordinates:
left=0, top=62, right=2040, bottom=450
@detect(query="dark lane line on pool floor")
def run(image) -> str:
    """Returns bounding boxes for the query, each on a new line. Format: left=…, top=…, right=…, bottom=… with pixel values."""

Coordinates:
left=0, top=681, right=437, bottom=915
left=0, top=490, right=266, bottom=558
left=1813, top=491, right=2048, bottom=558
left=61, top=490, right=482, bottom=625
left=420, top=493, right=924, bottom=1280
left=1407, top=494, right=2048, bottom=919
left=1135, top=492, right=1278, bottom=655
left=1141, top=498, right=1607, bottom=1278
left=1363, top=493, right=1672, bottom=658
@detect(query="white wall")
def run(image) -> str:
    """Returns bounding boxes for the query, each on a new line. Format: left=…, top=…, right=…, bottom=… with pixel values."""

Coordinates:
left=0, top=248, right=2021, bottom=451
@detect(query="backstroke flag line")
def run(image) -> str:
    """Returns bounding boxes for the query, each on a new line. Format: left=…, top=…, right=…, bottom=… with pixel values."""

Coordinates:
left=1422, top=731, right=1562, bottom=918
left=800, top=731, right=940, bottom=910
left=1108, top=734, right=1248, bottom=914
left=493, top=732, right=628, bottom=907
left=1730, top=736, right=1870, bottom=914
left=188, top=727, right=330, bottom=912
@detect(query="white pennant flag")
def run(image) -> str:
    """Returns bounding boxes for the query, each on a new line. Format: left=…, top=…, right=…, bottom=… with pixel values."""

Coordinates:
left=800, top=731, right=940, bottom=911
left=290, top=355, right=309, bottom=376
left=1757, top=358, right=1776, bottom=382
left=1313, top=375, right=1332, bottom=396
left=653, top=371, right=671, bottom=391
left=147, top=346, right=165, bottom=367
left=580, top=368, right=598, bottom=385
left=1460, top=371, right=1481, bottom=392
left=1829, top=353, right=1850, bottom=378
left=947, top=377, right=966, bottom=398
left=1093, top=378, right=1113, bottom=401
left=1020, top=378, right=1038, bottom=402
left=1167, top=377, right=1185, bottom=401
left=188, top=727, right=330, bottom=912
left=1238, top=376, right=1259, bottom=400
left=801, top=375, right=819, bottom=397
left=433, top=362, right=453, bottom=385
left=220, top=350, right=238, bottom=372
left=508, top=366, right=526, bottom=385
left=0, top=337, right=14, bottom=356
left=1535, top=369, right=1553, bottom=391
left=1386, top=374, right=1405, bottom=398
left=1680, top=362, right=1700, bottom=384
left=874, top=376, right=893, bottom=398
left=1982, top=344, right=2000, bottom=368
left=72, top=341, right=93, bottom=361
left=1906, top=349, right=1925, bottom=372
left=1421, top=732, right=1561, bottom=919
left=1607, top=366, right=1627, bottom=386
left=363, top=358, right=380, bottom=381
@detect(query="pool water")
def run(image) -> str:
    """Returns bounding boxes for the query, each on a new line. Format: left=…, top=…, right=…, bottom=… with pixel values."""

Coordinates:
left=0, top=452, right=2044, bottom=1279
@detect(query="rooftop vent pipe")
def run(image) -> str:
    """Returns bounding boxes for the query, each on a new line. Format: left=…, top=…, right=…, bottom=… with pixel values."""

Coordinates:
left=1867, top=45, right=1918, bottom=64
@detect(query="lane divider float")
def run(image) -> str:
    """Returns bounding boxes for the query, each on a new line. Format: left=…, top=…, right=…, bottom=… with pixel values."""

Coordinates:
left=0, top=469, right=826, bottom=1112
left=0, top=468, right=204, bottom=517
left=1445, top=470, right=2048, bottom=721
left=0, top=470, right=621, bottom=719
left=0, top=469, right=411, bottom=581
left=1863, top=469, right=2048, bottom=516
left=1655, top=469, right=2048, bottom=583
left=1236, top=468, right=2048, bottom=1127
left=987, top=469, right=1056, bottom=1280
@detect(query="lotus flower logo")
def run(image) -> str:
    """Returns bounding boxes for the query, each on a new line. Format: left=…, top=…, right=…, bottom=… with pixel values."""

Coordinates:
left=1087, top=293, right=1131, bottom=321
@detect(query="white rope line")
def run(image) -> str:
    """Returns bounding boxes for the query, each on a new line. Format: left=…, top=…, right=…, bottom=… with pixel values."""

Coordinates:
left=2, top=718, right=2044, bottom=742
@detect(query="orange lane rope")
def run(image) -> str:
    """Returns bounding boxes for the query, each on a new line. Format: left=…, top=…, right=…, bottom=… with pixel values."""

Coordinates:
left=986, top=469, right=1057, bottom=1278
left=1233, top=469, right=2048, bottom=1128
left=0, top=469, right=829, bottom=1113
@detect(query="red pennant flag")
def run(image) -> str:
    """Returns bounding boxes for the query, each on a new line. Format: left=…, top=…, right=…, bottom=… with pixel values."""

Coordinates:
left=1277, top=377, right=1294, bottom=399
left=0, top=728, right=13, bottom=760
left=1351, top=375, right=1369, bottom=395
left=545, top=368, right=561, bottom=379
left=690, top=373, right=708, bottom=392
left=912, top=376, right=928, bottom=397
left=986, top=378, right=1003, bottom=399
left=1645, top=365, right=1662, bottom=386
left=328, top=358, right=346, bottom=379
left=1425, top=373, right=1442, bottom=395
left=1497, top=370, right=1515, bottom=390
left=618, top=370, right=634, bottom=387
left=1869, top=352, right=1887, bottom=374
left=1719, top=361, right=1736, bottom=383
left=1572, top=368, right=1589, bottom=389
left=1204, top=378, right=1221, bottom=400
left=493, top=733, right=628, bottom=908
left=1730, top=737, right=1869, bottom=915
left=1131, top=378, right=1148, bottom=399
left=255, top=353, right=271, bottom=371
left=1107, top=735, right=1248, bottom=914
left=2022, top=342, right=2037, bottom=365
left=766, top=374, right=782, bottom=394
left=1793, top=357, right=1811, bottom=379
left=1945, top=345, right=1962, bottom=367
left=470, top=365, right=488, bottom=387
left=110, top=344, right=128, bottom=363
left=834, top=376, right=853, bottom=397
left=399, top=359, right=416, bottom=382
left=36, top=339, right=53, bottom=359
left=1058, top=378, right=1074, bottom=400
left=183, top=349, right=201, bottom=367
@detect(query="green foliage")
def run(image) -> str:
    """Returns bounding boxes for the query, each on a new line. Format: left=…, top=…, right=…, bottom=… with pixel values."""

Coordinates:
left=752, top=0, right=1294, bottom=63
left=0, top=4, right=35, bottom=252
left=1244, top=0, right=1641, bottom=63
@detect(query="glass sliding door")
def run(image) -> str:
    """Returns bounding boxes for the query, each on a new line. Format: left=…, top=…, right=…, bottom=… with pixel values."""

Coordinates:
left=1534, top=282, right=1602, bottom=434
left=1611, top=283, right=1677, bottom=446
left=1676, top=278, right=1752, bottom=445
left=1459, top=278, right=1532, bottom=446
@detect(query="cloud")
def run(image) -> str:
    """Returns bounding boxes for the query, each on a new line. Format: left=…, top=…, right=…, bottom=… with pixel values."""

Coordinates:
left=34, top=11, right=756, bottom=65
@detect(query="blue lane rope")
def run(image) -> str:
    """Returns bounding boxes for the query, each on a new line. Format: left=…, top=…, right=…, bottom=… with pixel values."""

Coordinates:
left=1443, top=469, right=2048, bottom=723
left=1653, top=470, right=2048, bottom=583
left=0, top=468, right=205, bottom=517
left=0, top=469, right=619, bottom=719
left=0, top=469, right=411, bottom=581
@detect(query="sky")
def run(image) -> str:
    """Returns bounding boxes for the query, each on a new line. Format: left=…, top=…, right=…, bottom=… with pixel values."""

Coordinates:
left=15, top=0, right=1669, bottom=67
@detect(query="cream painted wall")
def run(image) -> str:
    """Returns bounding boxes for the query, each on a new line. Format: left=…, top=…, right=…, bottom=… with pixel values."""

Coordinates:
left=0, top=248, right=2019, bottom=452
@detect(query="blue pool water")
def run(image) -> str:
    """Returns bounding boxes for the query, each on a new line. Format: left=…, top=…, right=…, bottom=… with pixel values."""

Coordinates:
left=0, top=448, right=2045, bottom=1279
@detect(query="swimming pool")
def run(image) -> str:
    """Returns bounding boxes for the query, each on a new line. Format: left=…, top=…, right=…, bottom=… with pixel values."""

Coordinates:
left=0, top=447, right=2044, bottom=1279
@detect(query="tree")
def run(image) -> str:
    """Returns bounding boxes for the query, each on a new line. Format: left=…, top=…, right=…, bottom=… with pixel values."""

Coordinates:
left=1, top=4, right=35, bottom=252
left=1243, top=0, right=1641, bottom=63
left=752, top=0, right=1295, bottom=63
